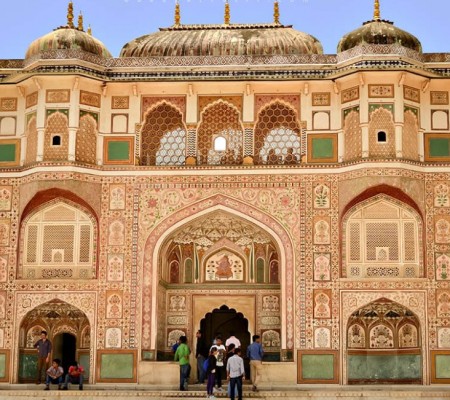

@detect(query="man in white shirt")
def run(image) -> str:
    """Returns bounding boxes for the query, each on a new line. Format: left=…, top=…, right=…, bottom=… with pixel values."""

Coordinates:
left=225, top=332, right=241, bottom=350
left=226, top=348, right=245, bottom=400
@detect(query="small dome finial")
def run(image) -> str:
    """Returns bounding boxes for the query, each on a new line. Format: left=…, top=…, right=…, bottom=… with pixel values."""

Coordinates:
left=374, top=0, right=381, bottom=21
left=224, top=0, right=230, bottom=25
left=67, top=1, right=75, bottom=28
left=87, top=24, right=92, bottom=35
left=174, top=0, right=181, bottom=26
left=274, top=1, right=280, bottom=24
left=78, top=11, right=84, bottom=31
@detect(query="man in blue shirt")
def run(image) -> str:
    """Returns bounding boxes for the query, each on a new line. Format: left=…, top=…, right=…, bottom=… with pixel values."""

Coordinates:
left=226, top=348, right=245, bottom=400
left=246, top=335, right=264, bottom=392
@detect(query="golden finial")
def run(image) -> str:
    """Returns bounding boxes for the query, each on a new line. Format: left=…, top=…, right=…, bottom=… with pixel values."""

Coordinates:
left=78, top=11, right=84, bottom=31
left=274, top=0, right=280, bottom=24
left=174, top=0, right=181, bottom=26
left=373, top=0, right=381, bottom=21
left=224, top=0, right=230, bottom=25
left=87, top=24, right=92, bottom=35
left=67, top=1, right=75, bottom=28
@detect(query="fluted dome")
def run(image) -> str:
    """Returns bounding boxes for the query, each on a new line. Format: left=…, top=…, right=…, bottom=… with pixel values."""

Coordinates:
left=120, top=24, right=323, bottom=57
left=337, top=19, right=422, bottom=53
left=25, top=26, right=111, bottom=59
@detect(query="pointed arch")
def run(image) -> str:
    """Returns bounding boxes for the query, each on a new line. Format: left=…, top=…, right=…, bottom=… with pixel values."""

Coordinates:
left=43, top=112, right=69, bottom=161
left=141, top=194, right=294, bottom=351
left=197, top=100, right=244, bottom=165
left=140, top=101, right=186, bottom=166
left=254, top=100, right=301, bottom=165
left=368, top=107, right=395, bottom=158
left=76, top=114, right=97, bottom=165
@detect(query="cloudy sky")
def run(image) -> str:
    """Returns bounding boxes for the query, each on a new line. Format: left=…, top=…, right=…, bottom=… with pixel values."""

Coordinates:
left=1, top=0, right=449, bottom=58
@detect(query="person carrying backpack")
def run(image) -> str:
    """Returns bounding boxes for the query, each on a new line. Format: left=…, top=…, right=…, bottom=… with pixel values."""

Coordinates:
left=206, top=346, right=218, bottom=399
left=174, top=336, right=191, bottom=391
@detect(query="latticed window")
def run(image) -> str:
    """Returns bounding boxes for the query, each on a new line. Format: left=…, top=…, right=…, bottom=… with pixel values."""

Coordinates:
left=344, top=196, right=422, bottom=278
left=140, top=103, right=186, bottom=166
left=21, top=202, right=95, bottom=279
left=254, top=102, right=301, bottom=165
left=197, top=102, right=243, bottom=165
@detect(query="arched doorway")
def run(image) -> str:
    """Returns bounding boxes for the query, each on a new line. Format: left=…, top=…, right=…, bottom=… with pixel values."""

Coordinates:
left=346, top=298, right=422, bottom=384
left=200, top=305, right=251, bottom=378
left=18, top=300, right=90, bottom=383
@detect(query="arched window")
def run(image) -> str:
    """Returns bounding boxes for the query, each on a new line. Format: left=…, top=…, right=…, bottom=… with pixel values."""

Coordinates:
left=20, top=201, right=95, bottom=279
left=343, top=195, right=422, bottom=278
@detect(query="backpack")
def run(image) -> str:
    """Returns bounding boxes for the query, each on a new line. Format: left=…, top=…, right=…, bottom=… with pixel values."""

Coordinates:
left=203, top=358, right=209, bottom=372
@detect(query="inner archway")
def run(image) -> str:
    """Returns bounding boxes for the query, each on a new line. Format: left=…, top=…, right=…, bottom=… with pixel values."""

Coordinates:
left=18, top=300, right=90, bottom=383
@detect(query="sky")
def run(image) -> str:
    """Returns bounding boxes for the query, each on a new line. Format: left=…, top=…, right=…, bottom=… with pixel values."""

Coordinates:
left=1, top=0, right=450, bottom=59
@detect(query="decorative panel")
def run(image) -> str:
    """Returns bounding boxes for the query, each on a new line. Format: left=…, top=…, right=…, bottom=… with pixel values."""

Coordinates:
left=80, top=90, right=101, bottom=108
left=404, top=85, right=420, bottom=103
left=141, top=96, right=186, bottom=122
left=369, top=84, right=394, bottom=98
left=103, top=137, right=134, bottom=165
left=46, top=89, right=70, bottom=103
left=254, top=94, right=300, bottom=117
left=431, top=351, right=450, bottom=383
left=431, top=91, right=449, bottom=105
left=431, top=110, right=449, bottom=130
left=307, top=134, right=337, bottom=163
left=341, top=86, right=359, bottom=103
left=0, top=98, right=17, bottom=111
left=112, top=114, right=128, bottom=133
left=198, top=95, right=243, bottom=120
left=26, top=92, right=38, bottom=108
left=112, top=96, right=129, bottom=109
left=312, top=92, right=330, bottom=106
left=0, top=116, right=16, bottom=135
left=312, top=111, right=330, bottom=130
left=0, top=139, right=20, bottom=166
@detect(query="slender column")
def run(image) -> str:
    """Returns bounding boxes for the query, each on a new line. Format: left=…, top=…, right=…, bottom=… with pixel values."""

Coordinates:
left=361, top=123, right=369, bottom=158
left=68, top=128, right=77, bottom=161
left=395, top=123, right=403, bottom=158
left=36, top=128, right=45, bottom=162
left=337, top=129, right=344, bottom=162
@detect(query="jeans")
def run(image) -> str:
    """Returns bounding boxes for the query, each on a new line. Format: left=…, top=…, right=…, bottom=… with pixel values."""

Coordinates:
left=197, top=354, right=206, bottom=383
left=179, top=363, right=191, bottom=390
left=206, top=372, right=215, bottom=395
left=64, top=374, right=83, bottom=388
left=45, top=375, right=63, bottom=386
left=229, top=376, right=243, bottom=400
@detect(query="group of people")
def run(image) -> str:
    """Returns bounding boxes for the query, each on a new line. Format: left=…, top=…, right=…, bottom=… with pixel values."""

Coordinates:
left=34, top=330, right=84, bottom=391
left=175, top=330, right=264, bottom=400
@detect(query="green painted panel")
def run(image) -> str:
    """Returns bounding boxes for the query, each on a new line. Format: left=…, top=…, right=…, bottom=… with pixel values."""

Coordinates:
left=184, top=259, right=193, bottom=283
left=302, top=354, right=334, bottom=380
left=0, top=354, right=6, bottom=378
left=79, top=354, right=90, bottom=381
left=100, top=353, right=134, bottom=379
left=0, top=144, right=16, bottom=162
left=348, top=354, right=421, bottom=380
left=435, top=355, right=450, bottom=378
left=19, top=353, right=38, bottom=381
left=429, top=138, right=450, bottom=157
left=312, top=138, right=333, bottom=159
left=256, top=258, right=265, bottom=283
left=108, top=141, right=130, bottom=161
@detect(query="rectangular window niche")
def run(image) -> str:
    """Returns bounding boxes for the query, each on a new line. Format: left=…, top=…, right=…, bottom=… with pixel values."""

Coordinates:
left=97, top=350, right=137, bottom=382
left=431, top=351, right=450, bottom=383
left=0, top=139, right=20, bottom=166
left=425, top=133, right=450, bottom=162
left=103, top=137, right=134, bottom=165
left=307, top=134, right=337, bottom=163
left=297, top=350, right=338, bottom=384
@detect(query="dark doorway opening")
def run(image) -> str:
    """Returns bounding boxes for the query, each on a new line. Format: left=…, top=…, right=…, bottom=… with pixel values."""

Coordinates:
left=53, top=333, right=76, bottom=377
left=200, top=305, right=251, bottom=378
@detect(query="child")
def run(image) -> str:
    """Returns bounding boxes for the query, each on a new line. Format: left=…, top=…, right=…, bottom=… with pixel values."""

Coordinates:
left=44, top=358, right=64, bottom=390
left=206, top=346, right=218, bottom=399
left=62, top=361, right=84, bottom=390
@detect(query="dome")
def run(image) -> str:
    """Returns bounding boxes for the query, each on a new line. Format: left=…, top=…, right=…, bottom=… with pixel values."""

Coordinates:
left=337, top=1, right=421, bottom=53
left=26, top=27, right=111, bottom=59
left=120, top=24, right=323, bottom=58
left=337, top=20, right=422, bottom=53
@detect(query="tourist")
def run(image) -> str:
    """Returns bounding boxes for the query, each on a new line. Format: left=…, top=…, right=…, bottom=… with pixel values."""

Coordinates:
left=174, top=335, right=191, bottom=391
left=226, top=348, right=245, bottom=400
left=206, top=346, right=218, bottom=399
left=210, top=335, right=226, bottom=391
left=195, top=330, right=209, bottom=384
left=34, top=330, right=52, bottom=385
left=62, top=361, right=84, bottom=390
left=225, top=331, right=241, bottom=350
left=44, top=358, right=63, bottom=390
left=247, top=334, right=264, bottom=392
